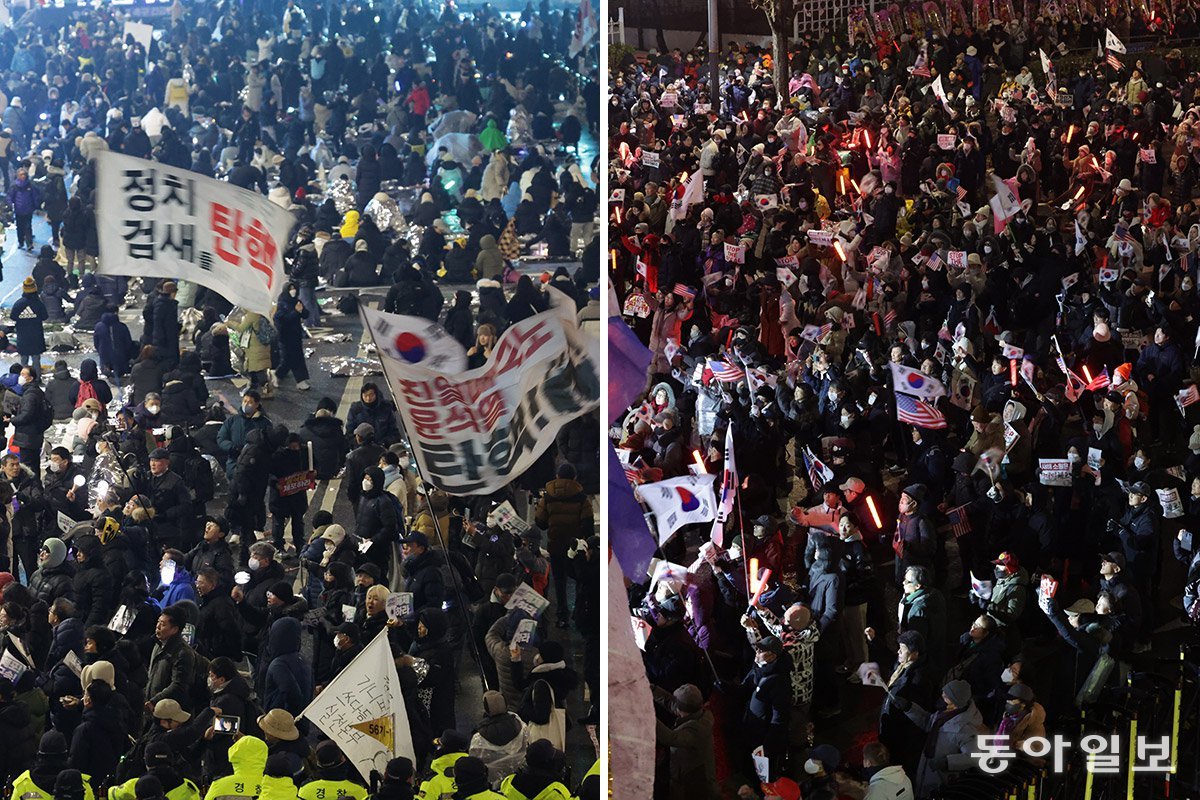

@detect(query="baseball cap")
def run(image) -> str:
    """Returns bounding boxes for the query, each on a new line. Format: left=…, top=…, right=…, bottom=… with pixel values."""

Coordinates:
left=753, top=635, right=783, bottom=656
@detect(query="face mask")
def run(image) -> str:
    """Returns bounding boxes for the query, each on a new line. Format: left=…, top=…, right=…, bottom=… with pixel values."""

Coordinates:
left=1067, top=452, right=1080, bottom=463
left=247, top=557, right=262, bottom=571
left=48, top=461, right=62, bottom=473
left=242, top=403, right=254, bottom=415
left=840, top=414, right=852, bottom=428
left=804, top=758, right=822, bottom=775
left=207, top=677, right=220, bottom=692
left=146, top=405, right=160, bottom=415
left=16, top=376, right=27, bottom=386
left=1133, top=457, right=1146, bottom=470
left=1006, top=701, right=1022, bottom=715
left=828, top=393, right=840, bottom=404
left=362, top=478, right=373, bottom=491
left=1001, top=667, right=1015, bottom=684
left=399, top=457, right=411, bottom=469
left=1094, top=424, right=1103, bottom=436
left=868, top=392, right=877, bottom=406
left=984, top=245, right=992, bottom=254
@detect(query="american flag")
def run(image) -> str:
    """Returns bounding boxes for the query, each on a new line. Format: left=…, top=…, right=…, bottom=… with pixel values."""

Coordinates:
left=1178, top=385, right=1200, bottom=408
left=1115, top=224, right=1133, bottom=243
left=956, top=185, right=968, bottom=202
left=624, top=465, right=643, bottom=485
left=883, top=309, right=898, bottom=328
left=1084, top=367, right=1110, bottom=392
left=673, top=284, right=697, bottom=300
left=927, top=250, right=944, bottom=271
left=1106, top=51, right=1123, bottom=71
left=911, top=53, right=931, bottom=78
left=706, top=358, right=745, bottom=383
left=945, top=504, right=972, bottom=538
left=895, top=393, right=948, bottom=430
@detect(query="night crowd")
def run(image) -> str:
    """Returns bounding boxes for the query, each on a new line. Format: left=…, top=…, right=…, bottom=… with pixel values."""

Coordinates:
left=0, top=0, right=603, bottom=798
left=610, top=5, right=1200, bottom=799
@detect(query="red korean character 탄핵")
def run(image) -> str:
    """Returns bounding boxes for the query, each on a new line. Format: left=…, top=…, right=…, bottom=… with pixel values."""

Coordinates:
left=245, top=217, right=278, bottom=289
left=210, top=203, right=245, bottom=266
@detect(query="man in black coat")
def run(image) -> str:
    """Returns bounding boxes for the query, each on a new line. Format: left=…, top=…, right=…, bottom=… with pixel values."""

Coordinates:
left=151, top=283, right=181, bottom=371
left=344, top=423, right=385, bottom=513
left=146, top=448, right=194, bottom=553
left=7, top=365, right=49, bottom=476
left=400, top=533, right=444, bottom=613
left=184, top=517, right=236, bottom=592
left=2, top=453, right=44, bottom=579
left=899, top=566, right=948, bottom=678
left=867, top=629, right=937, bottom=778
left=0, top=677, right=36, bottom=786
left=72, top=534, right=114, bottom=627
left=193, top=568, right=243, bottom=661
left=740, top=635, right=792, bottom=780
left=42, top=447, right=88, bottom=540
left=1110, top=481, right=1159, bottom=607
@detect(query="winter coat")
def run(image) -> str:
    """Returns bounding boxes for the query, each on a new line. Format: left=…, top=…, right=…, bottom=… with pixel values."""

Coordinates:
left=485, top=615, right=538, bottom=709
left=39, top=168, right=67, bottom=221
left=93, top=313, right=135, bottom=374
left=533, top=478, right=592, bottom=557
left=475, top=234, right=505, bottom=279
left=900, top=587, right=948, bottom=674
left=11, top=294, right=47, bottom=355
left=894, top=511, right=936, bottom=569
left=233, top=313, right=272, bottom=373
left=40, top=281, right=68, bottom=322
left=864, top=765, right=914, bottom=800
left=195, top=590, right=242, bottom=660
left=984, top=568, right=1029, bottom=627
left=73, top=288, right=107, bottom=331
left=1118, top=503, right=1160, bottom=586
left=355, top=489, right=400, bottom=573
left=62, top=203, right=89, bottom=250
left=217, top=411, right=272, bottom=473
left=44, top=365, right=78, bottom=420
left=345, top=397, right=400, bottom=444
left=262, top=617, right=312, bottom=716
left=402, top=548, right=445, bottom=613
left=29, top=561, right=74, bottom=605
left=10, top=382, right=48, bottom=449
left=655, top=705, right=718, bottom=800
left=9, top=177, right=37, bottom=216
left=73, top=559, right=114, bottom=628
left=146, top=633, right=197, bottom=707
left=905, top=700, right=985, bottom=796
left=68, top=701, right=124, bottom=786
left=299, top=414, right=347, bottom=479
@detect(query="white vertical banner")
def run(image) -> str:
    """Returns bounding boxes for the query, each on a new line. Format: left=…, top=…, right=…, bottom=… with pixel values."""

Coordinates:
left=298, top=629, right=415, bottom=781
left=94, top=151, right=295, bottom=316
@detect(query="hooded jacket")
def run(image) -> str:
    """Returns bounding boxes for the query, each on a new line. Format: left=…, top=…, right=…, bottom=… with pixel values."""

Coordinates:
left=402, top=547, right=445, bottom=613
left=864, top=764, right=914, bottom=800
left=905, top=699, right=985, bottom=796
left=203, top=735, right=267, bottom=800
left=533, top=478, right=593, bottom=557
left=262, top=617, right=312, bottom=715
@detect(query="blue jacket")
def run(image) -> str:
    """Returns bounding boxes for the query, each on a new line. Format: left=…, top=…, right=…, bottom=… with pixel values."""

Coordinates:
left=9, top=176, right=37, bottom=215
left=156, top=565, right=198, bottom=610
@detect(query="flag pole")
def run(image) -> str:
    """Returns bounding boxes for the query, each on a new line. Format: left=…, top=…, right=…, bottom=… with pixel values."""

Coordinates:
left=359, top=306, right=491, bottom=694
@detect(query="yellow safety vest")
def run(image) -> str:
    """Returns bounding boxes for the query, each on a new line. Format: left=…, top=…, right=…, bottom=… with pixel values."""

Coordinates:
left=417, top=752, right=466, bottom=800
left=11, top=771, right=95, bottom=800
left=498, top=776, right=571, bottom=800
left=297, top=780, right=368, bottom=800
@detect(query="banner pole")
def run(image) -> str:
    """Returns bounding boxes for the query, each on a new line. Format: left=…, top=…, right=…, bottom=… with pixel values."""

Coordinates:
left=359, top=305, right=490, bottom=694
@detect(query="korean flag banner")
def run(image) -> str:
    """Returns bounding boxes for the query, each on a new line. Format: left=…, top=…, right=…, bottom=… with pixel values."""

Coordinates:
left=638, top=474, right=717, bottom=545
left=361, top=307, right=468, bottom=373
left=95, top=152, right=296, bottom=317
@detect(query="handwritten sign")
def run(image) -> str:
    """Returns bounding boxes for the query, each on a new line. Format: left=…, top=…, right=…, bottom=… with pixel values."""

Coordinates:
left=723, top=243, right=746, bottom=264
left=1039, top=458, right=1073, bottom=486
left=938, top=134, right=957, bottom=150
left=641, top=151, right=660, bottom=168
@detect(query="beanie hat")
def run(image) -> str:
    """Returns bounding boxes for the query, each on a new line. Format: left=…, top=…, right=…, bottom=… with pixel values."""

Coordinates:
left=809, top=743, right=840, bottom=774
left=21, top=277, right=36, bottom=293
left=264, top=752, right=293, bottom=778
left=383, top=757, right=415, bottom=782
left=80, top=660, right=115, bottom=690
left=144, top=741, right=172, bottom=768
left=525, top=738, right=561, bottom=770
left=672, top=684, right=703, bottom=714
left=38, top=730, right=68, bottom=755
left=438, top=729, right=469, bottom=753
left=943, top=679, right=973, bottom=708
left=538, top=641, right=564, bottom=664
left=42, top=537, right=66, bottom=569
left=268, top=581, right=295, bottom=603
left=902, top=484, right=927, bottom=503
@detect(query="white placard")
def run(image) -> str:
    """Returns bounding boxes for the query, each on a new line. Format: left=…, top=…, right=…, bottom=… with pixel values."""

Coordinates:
left=505, top=583, right=550, bottom=618
left=1039, top=458, right=1073, bottom=486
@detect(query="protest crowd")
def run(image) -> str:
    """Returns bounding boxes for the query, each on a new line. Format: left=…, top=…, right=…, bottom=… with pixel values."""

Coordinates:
left=0, top=0, right=604, bottom=798
left=608, top=4, right=1200, bottom=799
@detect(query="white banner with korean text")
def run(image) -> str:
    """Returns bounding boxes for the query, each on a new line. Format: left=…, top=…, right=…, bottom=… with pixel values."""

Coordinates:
left=95, top=151, right=295, bottom=316
left=366, top=288, right=600, bottom=494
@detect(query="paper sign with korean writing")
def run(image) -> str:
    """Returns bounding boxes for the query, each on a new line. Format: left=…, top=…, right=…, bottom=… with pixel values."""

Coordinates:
left=506, top=582, right=551, bottom=618
left=641, top=151, right=660, bottom=168
left=723, top=243, right=746, bottom=264
left=938, top=134, right=957, bottom=150
left=95, top=151, right=295, bottom=317
left=1039, top=458, right=1073, bottom=486
left=1003, top=422, right=1020, bottom=451
left=695, top=103, right=711, bottom=114
left=1140, top=148, right=1156, bottom=164
left=622, top=292, right=651, bottom=318
left=366, top=289, right=598, bottom=495
left=806, top=229, right=834, bottom=246
left=1158, top=488, right=1184, bottom=518
left=659, top=92, right=678, bottom=107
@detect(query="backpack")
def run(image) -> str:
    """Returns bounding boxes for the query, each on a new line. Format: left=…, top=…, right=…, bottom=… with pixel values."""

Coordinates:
left=75, top=379, right=99, bottom=408
left=255, top=317, right=277, bottom=347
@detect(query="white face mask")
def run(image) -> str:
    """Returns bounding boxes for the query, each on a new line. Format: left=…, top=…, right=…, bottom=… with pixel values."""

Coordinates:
left=247, top=557, right=262, bottom=571
left=1067, top=452, right=1080, bottom=463
left=17, top=376, right=28, bottom=386
left=362, top=478, right=373, bottom=491
left=1001, top=667, right=1015, bottom=684
left=48, top=461, right=62, bottom=473
left=804, top=758, right=823, bottom=775
left=146, top=405, right=160, bottom=415
left=1133, top=457, right=1146, bottom=470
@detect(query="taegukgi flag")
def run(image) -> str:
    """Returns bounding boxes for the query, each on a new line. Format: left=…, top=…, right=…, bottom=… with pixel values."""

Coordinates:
left=94, top=151, right=296, bottom=317
left=638, top=473, right=717, bottom=544
left=299, top=629, right=415, bottom=782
